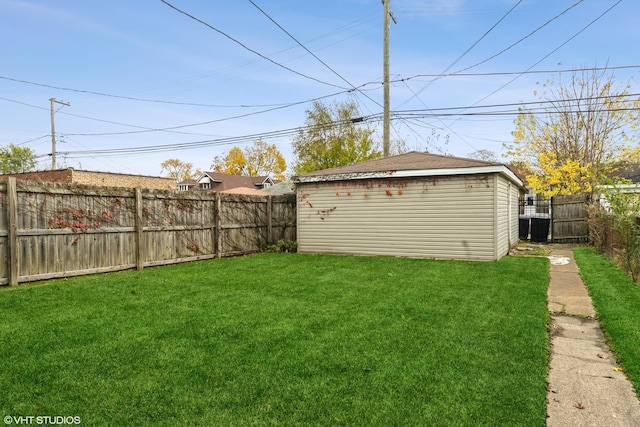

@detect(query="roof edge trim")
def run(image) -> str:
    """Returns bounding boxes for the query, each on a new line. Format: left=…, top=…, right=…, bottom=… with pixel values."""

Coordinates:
left=294, top=165, right=523, bottom=187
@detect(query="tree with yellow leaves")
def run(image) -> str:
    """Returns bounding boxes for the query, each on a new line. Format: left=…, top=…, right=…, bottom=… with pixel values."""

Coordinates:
left=211, top=140, right=286, bottom=181
left=505, top=66, right=640, bottom=197
left=526, top=152, right=594, bottom=198
left=160, top=159, right=201, bottom=182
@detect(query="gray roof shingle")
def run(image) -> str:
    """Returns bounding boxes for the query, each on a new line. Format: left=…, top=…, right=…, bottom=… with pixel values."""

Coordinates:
left=295, top=151, right=503, bottom=178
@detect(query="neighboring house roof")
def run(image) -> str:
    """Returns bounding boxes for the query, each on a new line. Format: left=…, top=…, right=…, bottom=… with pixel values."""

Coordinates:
left=293, top=151, right=523, bottom=186
left=610, top=163, right=640, bottom=183
left=221, top=186, right=272, bottom=196
left=262, top=181, right=295, bottom=195
left=178, top=172, right=278, bottom=192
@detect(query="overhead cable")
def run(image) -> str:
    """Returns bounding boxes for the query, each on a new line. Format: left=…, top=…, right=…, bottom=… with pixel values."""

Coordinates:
left=399, top=0, right=586, bottom=109
left=247, top=0, right=382, bottom=109
left=160, top=0, right=347, bottom=90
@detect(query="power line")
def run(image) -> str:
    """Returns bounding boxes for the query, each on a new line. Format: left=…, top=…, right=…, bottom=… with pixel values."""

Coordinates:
left=63, top=89, right=353, bottom=137
left=467, top=0, right=623, bottom=109
left=410, top=0, right=622, bottom=148
left=398, top=0, right=584, bottom=107
left=3, top=64, right=638, bottom=112
left=401, top=92, right=640, bottom=114
left=0, top=88, right=355, bottom=138
left=393, top=65, right=640, bottom=82
left=439, top=1, right=524, bottom=78
left=0, top=75, right=288, bottom=108
left=0, top=96, right=48, bottom=111
left=397, top=0, right=526, bottom=109
left=14, top=135, right=50, bottom=146
left=247, top=0, right=382, bottom=109
left=4, top=74, right=635, bottom=145
left=455, top=0, right=586, bottom=75
left=51, top=91, right=640, bottom=160
left=160, top=0, right=347, bottom=90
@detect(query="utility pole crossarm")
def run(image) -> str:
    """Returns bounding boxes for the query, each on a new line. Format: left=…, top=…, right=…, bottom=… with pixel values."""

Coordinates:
left=50, top=98, right=70, bottom=170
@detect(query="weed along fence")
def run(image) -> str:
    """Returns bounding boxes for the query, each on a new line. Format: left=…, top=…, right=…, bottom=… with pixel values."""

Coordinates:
left=0, top=178, right=296, bottom=286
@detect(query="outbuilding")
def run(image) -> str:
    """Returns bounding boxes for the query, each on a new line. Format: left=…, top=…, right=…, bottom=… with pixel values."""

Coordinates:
left=292, top=151, right=523, bottom=261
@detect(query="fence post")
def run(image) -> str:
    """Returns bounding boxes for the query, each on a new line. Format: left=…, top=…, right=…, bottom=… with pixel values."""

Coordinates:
left=214, top=192, right=221, bottom=258
left=7, top=177, right=19, bottom=286
left=267, top=195, right=273, bottom=246
left=135, top=187, right=144, bottom=270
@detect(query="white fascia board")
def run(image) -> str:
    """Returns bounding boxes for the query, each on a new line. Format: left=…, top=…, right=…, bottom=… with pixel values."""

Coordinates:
left=596, top=184, right=640, bottom=191
left=195, top=173, right=209, bottom=183
left=200, top=172, right=223, bottom=183
left=295, top=165, right=523, bottom=187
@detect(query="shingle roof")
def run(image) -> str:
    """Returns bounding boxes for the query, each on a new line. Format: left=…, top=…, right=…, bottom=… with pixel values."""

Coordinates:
left=292, top=151, right=522, bottom=187
left=295, top=151, right=502, bottom=177
left=202, top=172, right=272, bottom=190
left=262, top=181, right=295, bottom=195
left=221, top=186, right=271, bottom=196
left=178, top=172, right=277, bottom=192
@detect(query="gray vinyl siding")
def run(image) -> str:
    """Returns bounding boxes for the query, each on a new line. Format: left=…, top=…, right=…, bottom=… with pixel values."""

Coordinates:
left=297, top=174, right=500, bottom=261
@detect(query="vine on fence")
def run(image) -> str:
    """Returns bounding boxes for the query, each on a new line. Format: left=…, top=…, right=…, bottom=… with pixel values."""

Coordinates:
left=48, top=208, right=105, bottom=232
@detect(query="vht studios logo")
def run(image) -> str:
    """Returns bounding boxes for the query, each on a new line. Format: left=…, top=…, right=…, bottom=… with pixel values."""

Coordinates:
left=3, top=415, right=81, bottom=425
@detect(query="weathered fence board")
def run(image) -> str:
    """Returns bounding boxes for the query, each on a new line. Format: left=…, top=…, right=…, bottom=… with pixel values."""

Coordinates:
left=0, top=178, right=296, bottom=286
left=552, top=194, right=590, bottom=243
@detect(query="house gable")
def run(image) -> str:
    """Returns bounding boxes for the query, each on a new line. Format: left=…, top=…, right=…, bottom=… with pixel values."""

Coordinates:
left=179, top=172, right=278, bottom=192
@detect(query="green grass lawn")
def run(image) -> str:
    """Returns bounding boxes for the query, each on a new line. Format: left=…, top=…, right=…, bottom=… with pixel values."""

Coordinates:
left=0, top=254, right=549, bottom=426
left=573, top=247, right=640, bottom=398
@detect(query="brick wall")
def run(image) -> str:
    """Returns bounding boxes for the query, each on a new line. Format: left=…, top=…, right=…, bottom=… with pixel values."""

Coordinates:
left=1, top=169, right=73, bottom=184
left=72, top=170, right=176, bottom=190
left=2, top=168, right=176, bottom=191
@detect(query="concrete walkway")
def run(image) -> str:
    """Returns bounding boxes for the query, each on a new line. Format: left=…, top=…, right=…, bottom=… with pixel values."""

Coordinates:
left=546, top=247, right=640, bottom=426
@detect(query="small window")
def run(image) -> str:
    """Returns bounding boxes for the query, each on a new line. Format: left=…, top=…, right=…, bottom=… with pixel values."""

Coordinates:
left=200, top=182, right=211, bottom=190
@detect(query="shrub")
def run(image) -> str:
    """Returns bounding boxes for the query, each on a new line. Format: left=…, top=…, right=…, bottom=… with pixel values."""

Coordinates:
left=593, top=184, right=640, bottom=281
left=264, top=239, right=298, bottom=253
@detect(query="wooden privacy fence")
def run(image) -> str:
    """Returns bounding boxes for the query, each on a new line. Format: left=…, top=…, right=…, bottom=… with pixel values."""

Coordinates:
left=0, top=178, right=296, bottom=286
left=551, top=194, right=590, bottom=243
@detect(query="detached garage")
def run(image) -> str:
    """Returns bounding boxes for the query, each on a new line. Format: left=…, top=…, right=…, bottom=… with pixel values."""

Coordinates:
left=292, top=151, right=523, bottom=261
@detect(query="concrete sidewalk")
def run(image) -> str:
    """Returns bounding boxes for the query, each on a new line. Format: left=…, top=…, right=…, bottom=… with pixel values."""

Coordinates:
left=546, top=247, right=640, bottom=426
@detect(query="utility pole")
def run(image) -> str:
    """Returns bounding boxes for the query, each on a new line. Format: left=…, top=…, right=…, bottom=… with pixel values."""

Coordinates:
left=50, top=98, right=70, bottom=170
left=382, top=0, right=396, bottom=157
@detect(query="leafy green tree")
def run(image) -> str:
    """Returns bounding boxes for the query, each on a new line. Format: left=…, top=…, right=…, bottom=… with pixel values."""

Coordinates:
left=211, top=140, right=286, bottom=180
left=291, top=100, right=381, bottom=175
left=505, top=67, right=640, bottom=196
left=0, top=144, right=36, bottom=173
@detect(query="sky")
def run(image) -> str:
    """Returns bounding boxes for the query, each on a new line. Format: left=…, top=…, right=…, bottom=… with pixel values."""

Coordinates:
left=1, top=0, right=638, bottom=178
